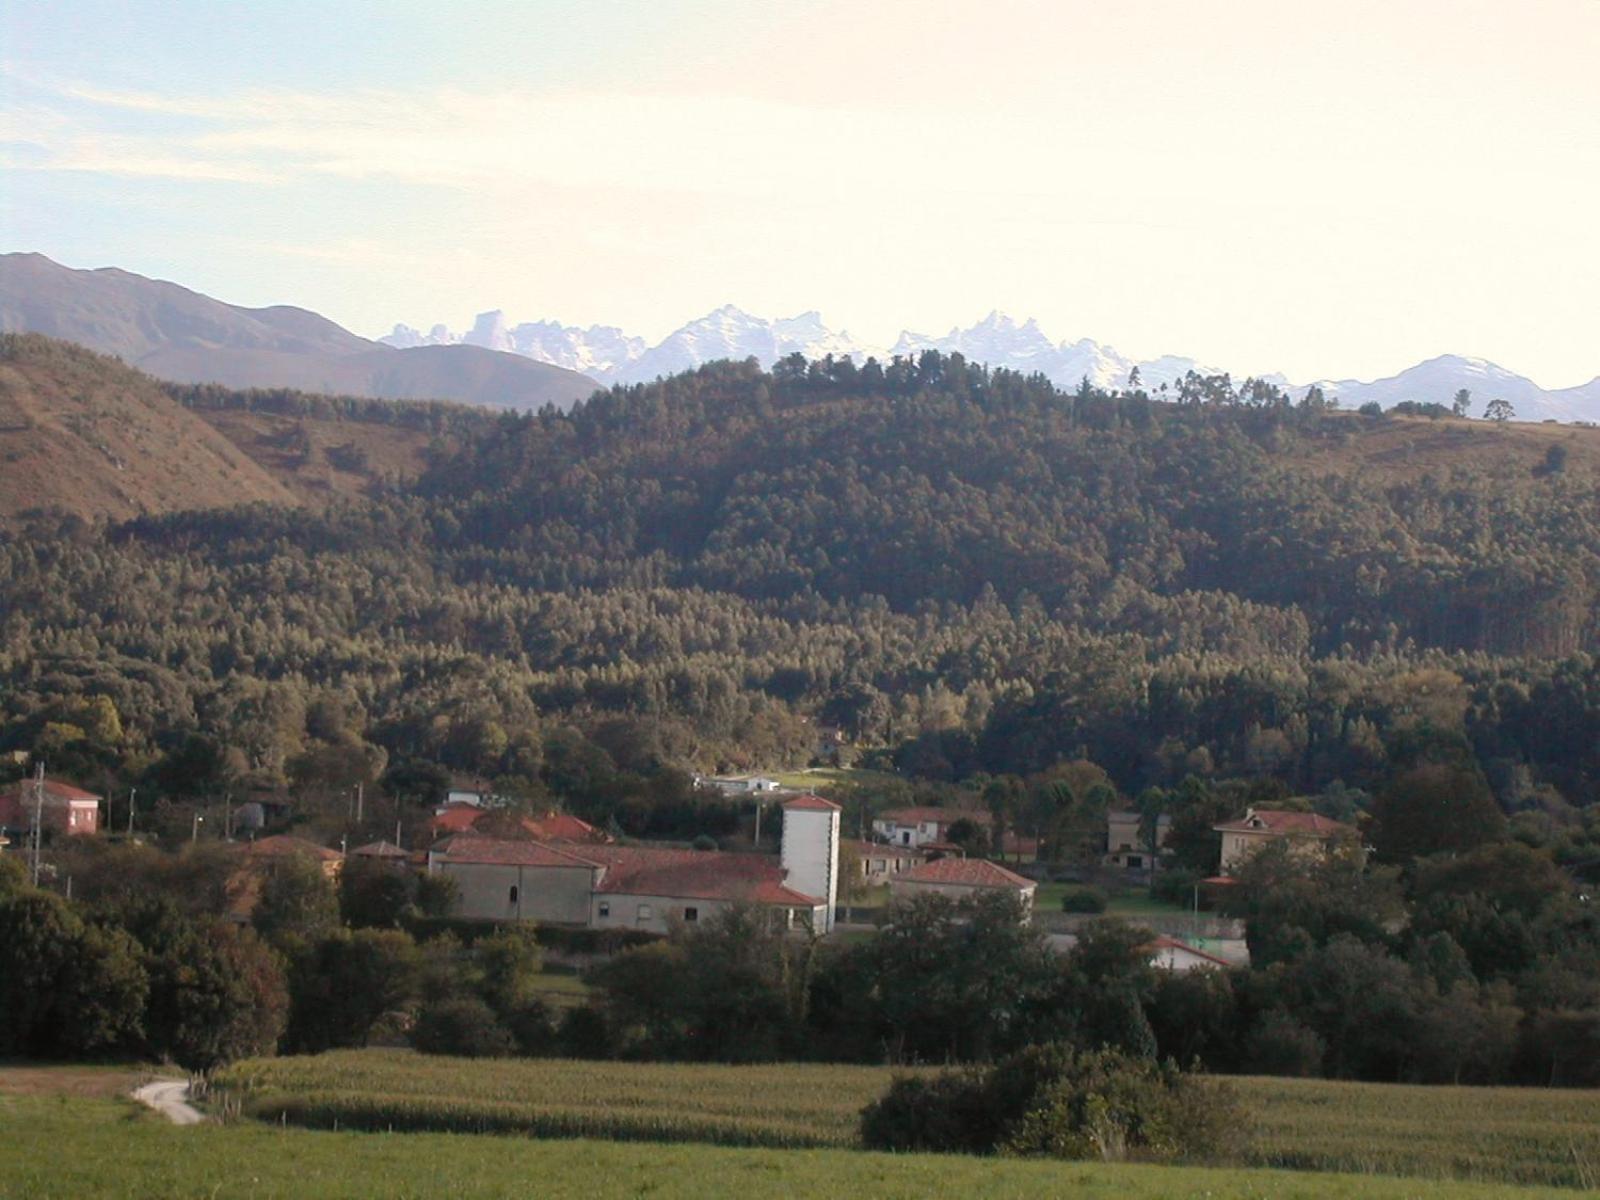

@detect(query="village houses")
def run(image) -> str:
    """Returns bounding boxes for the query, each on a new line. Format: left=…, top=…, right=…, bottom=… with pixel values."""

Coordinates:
left=428, top=794, right=842, bottom=935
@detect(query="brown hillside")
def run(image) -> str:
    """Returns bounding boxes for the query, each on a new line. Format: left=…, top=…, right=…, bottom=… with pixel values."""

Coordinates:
left=193, top=407, right=440, bottom=504
left=0, top=334, right=297, bottom=523
left=0, top=253, right=598, bottom=412
left=1291, top=410, right=1600, bottom=484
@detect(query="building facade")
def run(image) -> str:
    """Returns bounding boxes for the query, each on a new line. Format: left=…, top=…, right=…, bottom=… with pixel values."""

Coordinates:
left=429, top=794, right=840, bottom=934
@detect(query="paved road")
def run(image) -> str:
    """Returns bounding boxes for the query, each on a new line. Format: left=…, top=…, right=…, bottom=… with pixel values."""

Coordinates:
left=132, top=1079, right=204, bottom=1125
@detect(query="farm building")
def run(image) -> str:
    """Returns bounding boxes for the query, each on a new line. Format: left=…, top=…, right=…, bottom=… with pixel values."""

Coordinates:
left=871, top=806, right=990, bottom=848
left=843, top=838, right=924, bottom=886
left=0, top=777, right=101, bottom=837
left=428, top=794, right=840, bottom=934
left=887, top=856, right=1036, bottom=912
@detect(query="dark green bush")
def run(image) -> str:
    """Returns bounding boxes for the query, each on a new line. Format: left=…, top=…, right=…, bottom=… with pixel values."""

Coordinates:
left=1245, top=1009, right=1325, bottom=1077
left=861, top=1043, right=1246, bottom=1163
left=411, top=996, right=516, bottom=1058
left=558, top=1005, right=612, bottom=1058
left=1001, top=1049, right=1244, bottom=1162
left=1060, top=887, right=1109, bottom=914
left=859, top=1070, right=996, bottom=1154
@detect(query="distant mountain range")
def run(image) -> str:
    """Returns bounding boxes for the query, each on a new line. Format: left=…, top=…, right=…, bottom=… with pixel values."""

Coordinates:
left=0, top=254, right=598, bottom=412
left=5, top=251, right=1596, bottom=422
left=386, top=307, right=1600, bottom=423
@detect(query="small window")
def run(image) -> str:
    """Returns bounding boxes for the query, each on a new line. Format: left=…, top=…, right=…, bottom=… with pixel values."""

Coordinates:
left=684, top=906, right=699, bottom=922
left=637, top=903, right=653, bottom=923
left=508, top=885, right=519, bottom=905
left=873, top=859, right=886, bottom=873
left=598, top=901, right=610, bottom=918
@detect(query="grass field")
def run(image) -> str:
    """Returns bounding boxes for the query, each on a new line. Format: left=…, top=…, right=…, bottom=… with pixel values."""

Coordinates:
left=213, top=1050, right=1600, bottom=1190
left=1031, top=881, right=1189, bottom=919
left=769, top=766, right=903, bottom=792
left=0, top=1090, right=1583, bottom=1200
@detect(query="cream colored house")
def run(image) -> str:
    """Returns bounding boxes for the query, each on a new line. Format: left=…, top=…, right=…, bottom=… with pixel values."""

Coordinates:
left=888, top=856, right=1035, bottom=913
left=1213, top=808, right=1356, bottom=875
left=1105, top=809, right=1172, bottom=871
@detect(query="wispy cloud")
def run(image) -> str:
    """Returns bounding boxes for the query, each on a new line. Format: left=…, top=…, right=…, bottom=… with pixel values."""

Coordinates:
left=6, top=70, right=939, bottom=198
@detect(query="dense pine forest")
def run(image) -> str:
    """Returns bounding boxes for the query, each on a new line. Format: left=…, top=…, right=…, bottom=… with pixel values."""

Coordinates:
left=3, top=338, right=1600, bottom=867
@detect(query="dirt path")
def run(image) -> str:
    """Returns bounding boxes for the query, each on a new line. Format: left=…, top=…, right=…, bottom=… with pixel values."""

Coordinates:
left=131, top=1079, right=204, bottom=1125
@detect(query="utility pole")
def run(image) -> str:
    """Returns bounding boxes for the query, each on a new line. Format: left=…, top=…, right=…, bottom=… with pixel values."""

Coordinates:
left=191, top=811, right=204, bottom=844
left=356, top=782, right=364, bottom=825
left=127, top=787, right=136, bottom=837
left=30, top=762, right=45, bottom=887
left=753, top=800, right=763, bottom=847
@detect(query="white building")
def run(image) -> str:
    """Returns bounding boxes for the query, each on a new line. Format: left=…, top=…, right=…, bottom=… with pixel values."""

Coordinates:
left=428, top=793, right=841, bottom=934
left=780, top=793, right=841, bottom=933
left=871, top=806, right=990, bottom=848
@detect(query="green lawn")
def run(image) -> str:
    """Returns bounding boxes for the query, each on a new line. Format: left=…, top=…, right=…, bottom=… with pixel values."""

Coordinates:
left=529, top=966, right=592, bottom=1008
left=211, top=1050, right=1600, bottom=1190
left=0, top=1092, right=1580, bottom=1200
left=1032, top=882, right=1189, bottom=919
left=768, top=766, right=902, bottom=792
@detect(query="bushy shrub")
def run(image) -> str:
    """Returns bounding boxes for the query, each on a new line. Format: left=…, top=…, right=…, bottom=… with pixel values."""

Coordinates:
left=1060, top=887, right=1109, bottom=914
left=1151, top=867, right=1200, bottom=907
left=505, top=998, right=557, bottom=1055
left=411, top=997, right=516, bottom=1058
left=1244, top=1009, right=1325, bottom=1077
left=861, top=1043, right=1246, bottom=1163
left=859, top=1071, right=995, bottom=1154
left=1000, top=1049, right=1244, bottom=1162
left=558, top=1005, right=612, bottom=1058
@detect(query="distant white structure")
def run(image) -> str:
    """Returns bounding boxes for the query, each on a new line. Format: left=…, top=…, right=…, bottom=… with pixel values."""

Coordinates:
left=701, top=775, right=783, bottom=796
left=780, top=794, right=841, bottom=933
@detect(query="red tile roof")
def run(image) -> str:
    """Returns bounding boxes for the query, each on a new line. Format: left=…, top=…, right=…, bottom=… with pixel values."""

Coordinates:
left=245, top=835, right=343, bottom=861
left=0, top=778, right=101, bottom=804
left=431, top=834, right=601, bottom=869
left=428, top=804, right=610, bottom=843
left=427, top=803, right=484, bottom=835
left=350, top=839, right=410, bottom=859
left=1213, top=809, right=1354, bottom=837
left=898, top=857, right=1034, bottom=890
left=430, top=835, right=826, bottom=907
left=783, top=793, right=841, bottom=812
left=586, top=845, right=822, bottom=906
left=1147, top=935, right=1232, bottom=969
left=522, top=811, right=609, bottom=842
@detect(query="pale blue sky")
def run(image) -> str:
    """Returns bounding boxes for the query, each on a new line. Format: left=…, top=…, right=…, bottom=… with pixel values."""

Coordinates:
left=4, top=0, right=1597, bottom=384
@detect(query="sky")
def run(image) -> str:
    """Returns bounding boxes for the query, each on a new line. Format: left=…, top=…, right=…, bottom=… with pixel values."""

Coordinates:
left=2, top=0, right=1597, bottom=385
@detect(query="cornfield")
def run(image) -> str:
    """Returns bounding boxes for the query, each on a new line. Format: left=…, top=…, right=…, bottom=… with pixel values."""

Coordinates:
left=214, top=1051, right=1600, bottom=1189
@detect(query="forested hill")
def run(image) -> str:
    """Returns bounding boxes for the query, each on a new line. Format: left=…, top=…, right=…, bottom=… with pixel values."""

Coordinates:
left=10, top=347, right=1600, bottom=835
left=422, top=354, right=1600, bottom=659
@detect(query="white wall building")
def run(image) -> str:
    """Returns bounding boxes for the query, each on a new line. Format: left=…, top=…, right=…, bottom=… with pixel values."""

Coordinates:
left=780, top=793, right=841, bottom=932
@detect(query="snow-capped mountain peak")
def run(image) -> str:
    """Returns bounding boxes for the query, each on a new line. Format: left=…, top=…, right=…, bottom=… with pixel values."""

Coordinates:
left=378, top=307, right=1600, bottom=422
